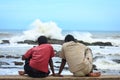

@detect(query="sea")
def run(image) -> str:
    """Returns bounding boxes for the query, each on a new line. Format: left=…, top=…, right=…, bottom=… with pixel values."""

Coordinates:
left=0, top=20, right=120, bottom=75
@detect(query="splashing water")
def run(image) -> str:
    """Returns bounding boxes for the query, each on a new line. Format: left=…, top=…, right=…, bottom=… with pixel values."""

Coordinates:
left=10, top=19, right=64, bottom=43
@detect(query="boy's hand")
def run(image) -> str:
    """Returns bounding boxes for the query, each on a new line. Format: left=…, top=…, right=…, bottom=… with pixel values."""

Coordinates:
left=54, top=73, right=63, bottom=77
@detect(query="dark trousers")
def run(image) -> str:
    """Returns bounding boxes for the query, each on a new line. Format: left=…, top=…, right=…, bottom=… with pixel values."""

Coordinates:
left=24, top=59, right=49, bottom=78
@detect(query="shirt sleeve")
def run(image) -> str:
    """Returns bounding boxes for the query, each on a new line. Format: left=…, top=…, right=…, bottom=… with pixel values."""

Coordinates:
left=85, top=48, right=93, bottom=63
left=50, top=46, right=55, bottom=58
left=59, top=46, right=66, bottom=59
left=24, top=48, right=33, bottom=59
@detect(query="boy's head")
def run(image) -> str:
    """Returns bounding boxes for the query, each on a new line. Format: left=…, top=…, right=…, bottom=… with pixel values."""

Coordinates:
left=64, top=34, right=75, bottom=42
left=37, top=36, right=48, bottom=45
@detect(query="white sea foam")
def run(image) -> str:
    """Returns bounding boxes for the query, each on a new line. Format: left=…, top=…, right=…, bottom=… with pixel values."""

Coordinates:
left=68, top=31, right=120, bottom=46
left=5, top=19, right=120, bottom=46
left=0, top=40, right=2, bottom=44
left=94, top=59, right=120, bottom=70
left=0, top=44, right=120, bottom=75
left=69, top=31, right=93, bottom=42
left=10, top=19, right=64, bottom=43
left=89, top=46, right=120, bottom=71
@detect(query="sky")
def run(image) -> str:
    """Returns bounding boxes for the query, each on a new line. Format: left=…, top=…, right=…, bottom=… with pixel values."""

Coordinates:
left=0, top=0, right=120, bottom=31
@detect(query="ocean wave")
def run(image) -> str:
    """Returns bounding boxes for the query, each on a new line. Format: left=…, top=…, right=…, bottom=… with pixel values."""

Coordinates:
left=0, top=19, right=120, bottom=46
left=9, top=19, right=64, bottom=43
left=94, top=59, right=120, bottom=70
left=0, top=40, right=2, bottom=44
left=68, top=31, right=120, bottom=46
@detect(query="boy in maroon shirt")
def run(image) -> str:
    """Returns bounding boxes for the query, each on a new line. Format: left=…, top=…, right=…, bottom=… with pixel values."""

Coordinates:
left=18, top=36, right=55, bottom=78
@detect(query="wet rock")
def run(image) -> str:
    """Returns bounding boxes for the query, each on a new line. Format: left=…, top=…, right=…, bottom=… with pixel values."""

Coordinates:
left=1, top=40, right=10, bottom=44
left=17, top=39, right=63, bottom=45
left=17, top=39, right=64, bottom=45
left=91, top=42, right=112, bottom=46
left=2, top=38, right=113, bottom=46
left=24, top=40, right=37, bottom=44
left=6, top=55, right=20, bottom=59
left=100, top=46, right=105, bottom=49
left=78, top=41, right=91, bottom=45
left=48, top=39, right=64, bottom=45
left=54, top=65, right=59, bottom=68
left=13, top=61, right=24, bottom=65
left=102, top=70, right=106, bottom=73
left=93, top=64, right=98, bottom=70
left=93, top=56, right=105, bottom=61
left=18, top=40, right=37, bottom=44
left=95, top=52, right=101, bottom=55
left=0, top=55, right=5, bottom=58
left=112, top=59, right=120, bottom=63
left=64, top=67, right=69, bottom=70
left=0, top=62, right=10, bottom=65
left=55, top=61, right=61, bottom=63
left=54, top=65, right=68, bottom=70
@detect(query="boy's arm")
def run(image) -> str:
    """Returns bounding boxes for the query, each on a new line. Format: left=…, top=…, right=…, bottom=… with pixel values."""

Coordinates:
left=57, top=59, right=66, bottom=76
left=85, top=48, right=93, bottom=63
left=22, top=48, right=33, bottom=60
left=22, top=55, right=26, bottom=60
left=49, top=59, right=55, bottom=75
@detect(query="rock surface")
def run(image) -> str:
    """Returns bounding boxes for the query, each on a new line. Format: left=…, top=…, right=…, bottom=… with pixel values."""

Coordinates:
left=1, top=39, right=113, bottom=46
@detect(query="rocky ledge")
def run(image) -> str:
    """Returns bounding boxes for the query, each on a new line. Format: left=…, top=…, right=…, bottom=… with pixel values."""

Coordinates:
left=1, top=39, right=113, bottom=46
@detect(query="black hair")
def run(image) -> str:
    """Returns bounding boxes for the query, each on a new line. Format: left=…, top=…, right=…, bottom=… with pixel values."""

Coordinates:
left=64, top=34, right=76, bottom=42
left=37, top=36, right=48, bottom=45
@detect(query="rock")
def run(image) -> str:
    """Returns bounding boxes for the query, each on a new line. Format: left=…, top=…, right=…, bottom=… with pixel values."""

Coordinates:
left=6, top=55, right=20, bottom=59
left=93, top=64, right=98, bottom=70
left=17, top=38, right=64, bottom=45
left=0, top=55, right=5, bottom=58
left=64, top=67, right=69, bottom=70
left=54, top=65, right=68, bottom=70
left=102, top=70, right=106, bottom=73
left=0, top=62, right=10, bottom=65
left=54, top=65, right=60, bottom=68
left=24, top=40, right=37, bottom=44
left=91, top=42, right=112, bottom=46
left=93, top=56, right=105, bottom=61
left=78, top=41, right=91, bottom=45
left=48, top=39, right=64, bottom=45
left=100, top=46, right=105, bottom=49
left=55, top=61, right=61, bottom=63
left=112, top=59, right=120, bottom=63
left=1, top=40, right=10, bottom=44
left=95, top=52, right=101, bottom=55
left=17, top=40, right=37, bottom=44
left=13, top=61, right=24, bottom=65
left=2, top=38, right=113, bottom=46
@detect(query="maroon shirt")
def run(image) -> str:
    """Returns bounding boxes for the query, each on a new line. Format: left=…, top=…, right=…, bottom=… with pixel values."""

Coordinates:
left=24, top=44, right=54, bottom=73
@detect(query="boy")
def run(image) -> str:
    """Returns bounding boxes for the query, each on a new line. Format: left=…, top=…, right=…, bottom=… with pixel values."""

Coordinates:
left=56, top=34, right=101, bottom=77
left=19, top=36, right=55, bottom=78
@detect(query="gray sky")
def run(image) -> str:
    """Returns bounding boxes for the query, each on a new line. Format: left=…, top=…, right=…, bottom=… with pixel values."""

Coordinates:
left=0, top=0, right=120, bottom=31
